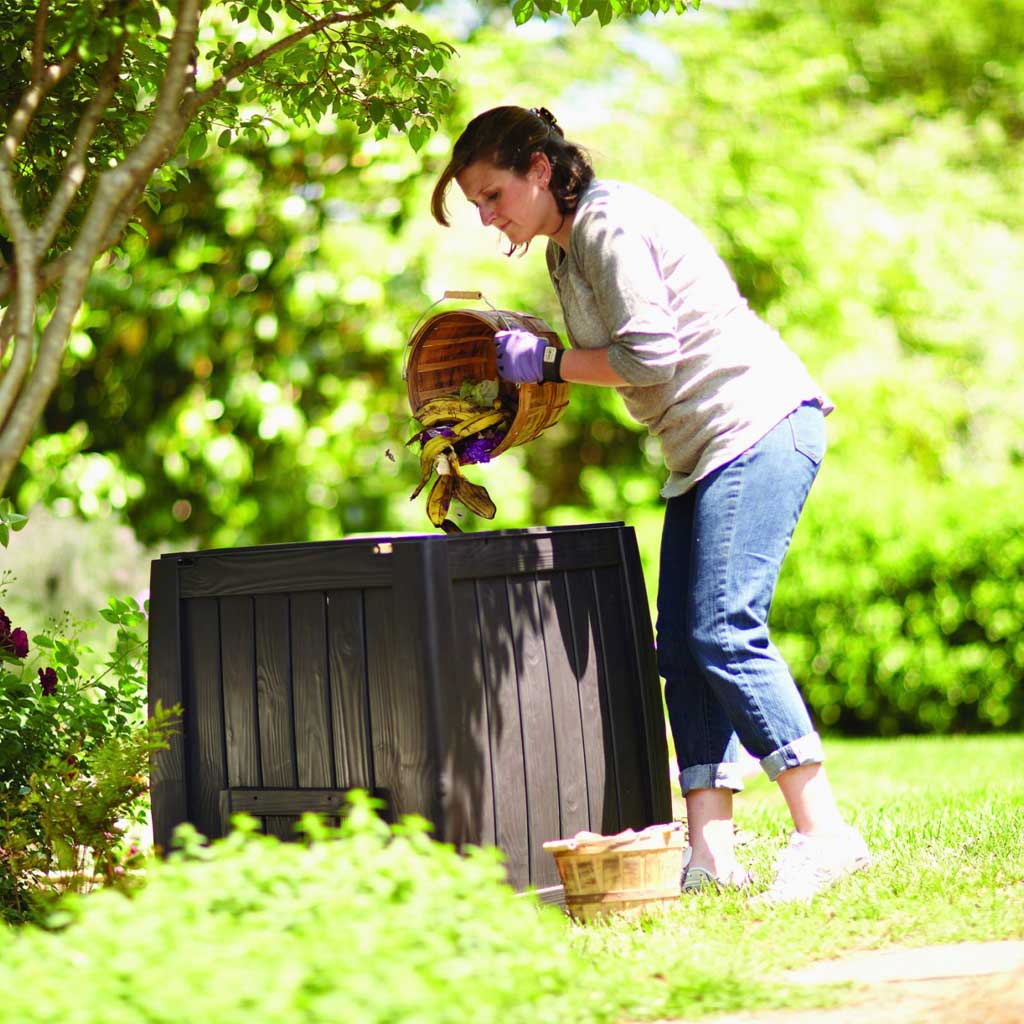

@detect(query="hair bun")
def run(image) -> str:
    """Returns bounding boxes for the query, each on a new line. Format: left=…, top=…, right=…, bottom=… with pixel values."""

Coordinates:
left=530, top=106, right=563, bottom=137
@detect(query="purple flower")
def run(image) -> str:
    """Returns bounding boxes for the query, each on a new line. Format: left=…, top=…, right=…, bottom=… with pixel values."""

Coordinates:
left=0, top=610, right=28, bottom=658
left=10, top=628, right=28, bottom=659
left=38, top=667, right=58, bottom=697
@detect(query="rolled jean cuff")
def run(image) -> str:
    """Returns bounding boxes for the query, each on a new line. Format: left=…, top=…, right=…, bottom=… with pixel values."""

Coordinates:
left=680, top=762, right=746, bottom=795
left=759, top=731, right=825, bottom=782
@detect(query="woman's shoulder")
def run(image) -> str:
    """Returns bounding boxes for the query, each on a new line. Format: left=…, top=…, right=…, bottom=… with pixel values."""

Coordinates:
left=573, top=179, right=695, bottom=241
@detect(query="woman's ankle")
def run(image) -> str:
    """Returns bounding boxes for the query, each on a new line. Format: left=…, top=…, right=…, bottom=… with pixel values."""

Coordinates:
left=685, top=842, right=740, bottom=878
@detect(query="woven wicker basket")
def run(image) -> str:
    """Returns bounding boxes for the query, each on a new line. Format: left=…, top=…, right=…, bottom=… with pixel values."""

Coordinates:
left=543, top=823, right=686, bottom=922
left=404, top=292, right=570, bottom=458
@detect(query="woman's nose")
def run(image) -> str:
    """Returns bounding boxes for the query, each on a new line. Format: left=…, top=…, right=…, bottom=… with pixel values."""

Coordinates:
left=478, top=205, right=495, bottom=227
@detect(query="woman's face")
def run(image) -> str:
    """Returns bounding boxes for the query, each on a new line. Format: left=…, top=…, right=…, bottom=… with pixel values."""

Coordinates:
left=456, top=155, right=561, bottom=247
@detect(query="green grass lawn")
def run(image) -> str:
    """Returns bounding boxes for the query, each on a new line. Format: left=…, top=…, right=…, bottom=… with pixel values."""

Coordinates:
left=563, top=734, right=1024, bottom=1022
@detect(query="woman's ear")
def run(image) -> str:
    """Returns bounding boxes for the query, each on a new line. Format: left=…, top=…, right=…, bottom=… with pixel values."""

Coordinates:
left=529, top=151, right=552, bottom=188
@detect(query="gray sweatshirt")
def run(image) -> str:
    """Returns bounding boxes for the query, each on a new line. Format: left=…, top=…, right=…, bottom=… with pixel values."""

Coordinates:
left=546, top=179, right=832, bottom=498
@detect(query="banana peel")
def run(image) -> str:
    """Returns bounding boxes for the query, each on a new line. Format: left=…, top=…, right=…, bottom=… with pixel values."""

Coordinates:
left=453, top=474, right=496, bottom=519
left=426, top=472, right=457, bottom=527
left=413, top=396, right=481, bottom=428
left=409, top=405, right=501, bottom=528
left=409, top=392, right=508, bottom=530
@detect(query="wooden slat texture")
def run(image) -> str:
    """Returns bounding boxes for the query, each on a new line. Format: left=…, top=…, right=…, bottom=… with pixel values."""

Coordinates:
left=400, top=540, right=454, bottom=838
left=290, top=591, right=333, bottom=789
left=147, top=557, right=187, bottom=854
left=618, top=528, right=673, bottom=824
left=508, top=576, right=562, bottom=890
left=223, top=788, right=384, bottom=817
left=535, top=572, right=590, bottom=840
left=565, top=568, right=620, bottom=836
left=254, top=594, right=296, bottom=838
left=477, top=577, right=529, bottom=890
left=182, top=598, right=226, bottom=842
left=593, top=565, right=649, bottom=829
left=177, top=543, right=392, bottom=598
left=220, top=596, right=260, bottom=798
left=326, top=589, right=373, bottom=791
left=442, top=579, right=496, bottom=848
left=364, top=586, right=435, bottom=824
left=447, top=529, right=621, bottom=582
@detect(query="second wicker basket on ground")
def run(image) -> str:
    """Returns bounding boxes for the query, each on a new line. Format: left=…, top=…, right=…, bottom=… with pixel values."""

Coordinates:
left=404, top=304, right=570, bottom=458
left=543, top=823, right=687, bottom=922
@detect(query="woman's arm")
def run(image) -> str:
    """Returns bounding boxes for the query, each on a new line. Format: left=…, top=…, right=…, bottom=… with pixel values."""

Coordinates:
left=559, top=346, right=629, bottom=387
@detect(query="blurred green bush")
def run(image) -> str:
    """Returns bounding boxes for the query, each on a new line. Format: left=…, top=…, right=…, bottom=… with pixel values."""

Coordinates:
left=775, top=465, right=1024, bottom=735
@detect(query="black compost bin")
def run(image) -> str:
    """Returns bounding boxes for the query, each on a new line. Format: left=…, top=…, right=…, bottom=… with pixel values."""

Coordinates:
left=148, top=522, right=671, bottom=895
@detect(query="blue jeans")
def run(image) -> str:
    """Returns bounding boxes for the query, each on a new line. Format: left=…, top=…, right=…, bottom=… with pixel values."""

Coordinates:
left=656, top=403, right=826, bottom=794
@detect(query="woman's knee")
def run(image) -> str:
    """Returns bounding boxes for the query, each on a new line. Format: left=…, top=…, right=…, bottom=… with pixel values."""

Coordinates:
left=687, top=612, right=770, bottom=677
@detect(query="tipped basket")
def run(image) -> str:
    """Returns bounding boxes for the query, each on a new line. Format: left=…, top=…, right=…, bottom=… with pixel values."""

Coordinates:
left=543, top=822, right=686, bottom=922
left=404, top=292, right=570, bottom=457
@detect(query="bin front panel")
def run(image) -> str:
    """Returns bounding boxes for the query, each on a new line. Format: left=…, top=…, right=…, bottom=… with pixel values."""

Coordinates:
left=177, top=586, right=391, bottom=840
left=151, top=525, right=670, bottom=892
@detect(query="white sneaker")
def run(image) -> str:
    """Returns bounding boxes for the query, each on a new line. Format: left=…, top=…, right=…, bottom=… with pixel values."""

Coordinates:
left=680, top=846, right=751, bottom=893
left=758, top=826, right=871, bottom=904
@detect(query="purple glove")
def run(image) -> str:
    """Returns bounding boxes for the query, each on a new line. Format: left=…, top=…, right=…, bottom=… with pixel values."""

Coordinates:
left=494, top=328, right=548, bottom=384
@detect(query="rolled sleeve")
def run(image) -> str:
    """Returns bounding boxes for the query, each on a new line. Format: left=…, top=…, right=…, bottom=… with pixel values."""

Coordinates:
left=606, top=338, right=678, bottom=385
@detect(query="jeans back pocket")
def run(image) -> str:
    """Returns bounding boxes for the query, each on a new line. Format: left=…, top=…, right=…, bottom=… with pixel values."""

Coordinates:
left=788, top=403, right=827, bottom=465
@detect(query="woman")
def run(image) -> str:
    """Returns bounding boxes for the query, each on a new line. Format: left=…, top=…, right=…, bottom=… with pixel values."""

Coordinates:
left=430, top=105, right=870, bottom=902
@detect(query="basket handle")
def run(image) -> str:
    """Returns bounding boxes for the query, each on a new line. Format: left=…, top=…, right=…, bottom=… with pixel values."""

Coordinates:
left=402, top=290, right=514, bottom=380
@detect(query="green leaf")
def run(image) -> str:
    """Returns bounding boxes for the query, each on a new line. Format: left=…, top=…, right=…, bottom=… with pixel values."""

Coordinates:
left=188, top=134, right=207, bottom=162
left=513, top=0, right=535, bottom=25
left=408, top=124, right=429, bottom=152
left=258, top=9, right=274, bottom=31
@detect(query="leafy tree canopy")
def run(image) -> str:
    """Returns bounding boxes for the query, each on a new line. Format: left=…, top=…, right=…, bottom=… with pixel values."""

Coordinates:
left=0, top=0, right=697, bottom=493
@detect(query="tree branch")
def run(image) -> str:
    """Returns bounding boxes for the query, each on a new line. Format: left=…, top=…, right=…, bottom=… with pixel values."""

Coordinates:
left=0, top=305, right=12, bottom=362
left=0, top=145, right=34, bottom=256
left=0, top=302, right=34, bottom=431
left=183, top=0, right=401, bottom=116
left=32, top=1, right=50, bottom=83
left=1, top=54, right=80, bottom=162
left=0, top=0, right=204, bottom=489
left=0, top=253, right=68, bottom=304
left=36, top=38, right=126, bottom=256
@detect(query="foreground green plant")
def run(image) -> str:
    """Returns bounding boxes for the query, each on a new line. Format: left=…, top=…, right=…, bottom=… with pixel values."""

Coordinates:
left=0, top=590, right=179, bottom=924
left=0, top=796, right=615, bottom=1024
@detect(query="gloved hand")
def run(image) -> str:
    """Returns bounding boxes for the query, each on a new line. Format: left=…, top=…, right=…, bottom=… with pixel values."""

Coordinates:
left=494, top=328, right=548, bottom=384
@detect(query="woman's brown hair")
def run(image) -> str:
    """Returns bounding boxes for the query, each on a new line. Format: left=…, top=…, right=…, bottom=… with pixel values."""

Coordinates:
left=430, top=106, right=594, bottom=231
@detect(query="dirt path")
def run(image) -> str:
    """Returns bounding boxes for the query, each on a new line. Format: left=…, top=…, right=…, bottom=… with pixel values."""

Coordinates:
left=648, top=941, right=1024, bottom=1024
